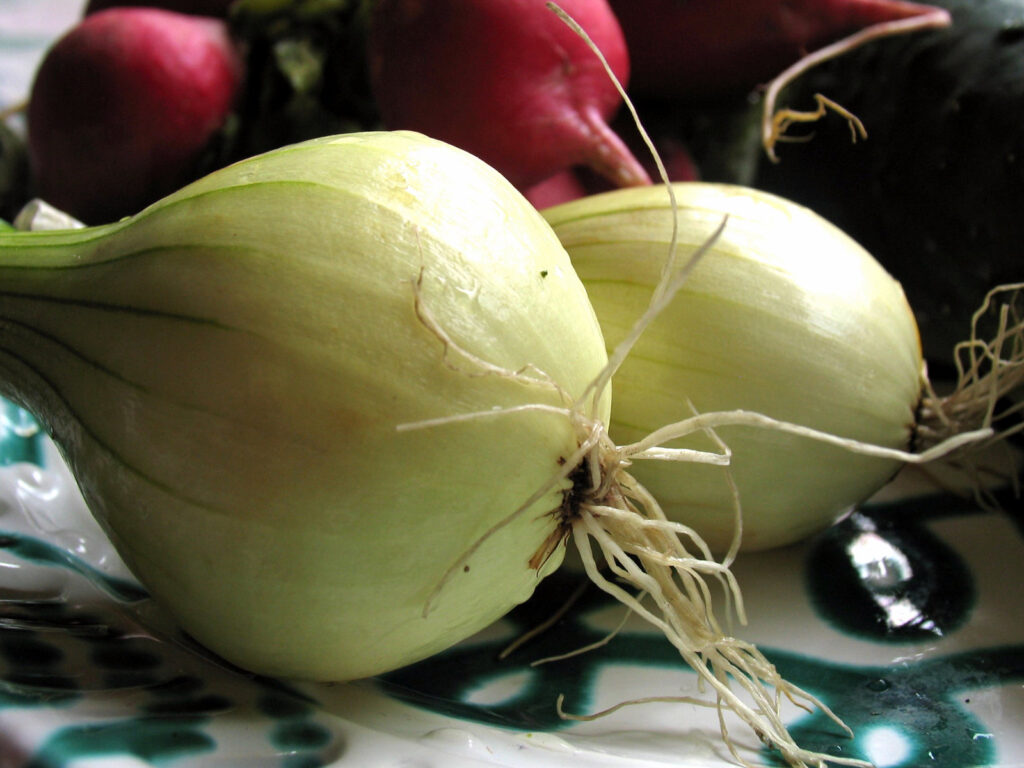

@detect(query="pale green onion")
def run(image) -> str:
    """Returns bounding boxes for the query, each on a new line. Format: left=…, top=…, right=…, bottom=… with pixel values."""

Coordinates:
left=0, top=131, right=609, bottom=681
left=544, top=181, right=1017, bottom=553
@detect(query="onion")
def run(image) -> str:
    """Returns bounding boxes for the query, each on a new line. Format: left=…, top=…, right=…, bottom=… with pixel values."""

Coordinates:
left=0, top=131, right=610, bottom=681
left=543, top=181, right=1016, bottom=552
left=2, top=130, right=995, bottom=767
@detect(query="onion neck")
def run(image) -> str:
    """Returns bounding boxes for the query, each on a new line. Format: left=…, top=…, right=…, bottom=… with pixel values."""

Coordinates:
left=0, top=222, right=123, bottom=271
left=0, top=220, right=128, bottom=433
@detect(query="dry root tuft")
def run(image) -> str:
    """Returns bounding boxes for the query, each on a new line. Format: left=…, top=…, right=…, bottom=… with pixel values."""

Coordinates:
left=915, top=283, right=1024, bottom=507
left=545, top=417, right=869, bottom=768
left=919, top=283, right=1024, bottom=449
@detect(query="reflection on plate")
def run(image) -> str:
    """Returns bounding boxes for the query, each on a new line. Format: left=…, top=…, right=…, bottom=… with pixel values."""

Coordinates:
left=0, top=398, right=1022, bottom=768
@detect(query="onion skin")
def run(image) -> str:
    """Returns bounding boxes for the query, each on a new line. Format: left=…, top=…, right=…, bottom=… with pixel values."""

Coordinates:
left=0, top=131, right=610, bottom=680
left=544, top=183, right=924, bottom=552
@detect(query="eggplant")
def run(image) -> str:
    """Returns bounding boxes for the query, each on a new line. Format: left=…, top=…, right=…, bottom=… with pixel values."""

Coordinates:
left=755, top=0, right=1024, bottom=365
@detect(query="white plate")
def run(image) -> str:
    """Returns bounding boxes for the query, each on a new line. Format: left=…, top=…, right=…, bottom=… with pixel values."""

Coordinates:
left=1, top=400, right=1022, bottom=768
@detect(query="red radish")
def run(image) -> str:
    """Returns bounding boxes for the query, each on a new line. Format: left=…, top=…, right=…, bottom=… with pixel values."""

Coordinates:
left=367, top=0, right=650, bottom=192
left=84, top=0, right=235, bottom=17
left=27, top=7, right=242, bottom=223
left=524, top=169, right=589, bottom=210
left=525, top=134, right=698, bottom=209
left=609, top=0, right=948, bottom=98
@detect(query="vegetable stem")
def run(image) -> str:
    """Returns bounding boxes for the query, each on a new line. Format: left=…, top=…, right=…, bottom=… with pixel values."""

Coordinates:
left=0, top=221, right=125, bottom=268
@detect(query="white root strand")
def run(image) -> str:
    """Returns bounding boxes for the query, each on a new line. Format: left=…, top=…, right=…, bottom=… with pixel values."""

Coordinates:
left=497, top=578, right=591, bottom=661
left=397, top=402, right=573, bottom=432
left=582, top=216, right=728, bottom=411
left=409, top=266, right=569, bottom=396
left=623, top=408, right=993, bottom=465
left=528, top=599, right=634, bottom=667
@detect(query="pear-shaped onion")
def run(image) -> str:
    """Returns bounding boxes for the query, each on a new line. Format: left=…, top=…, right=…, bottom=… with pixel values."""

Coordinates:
left=0, top=131, right=610, bottom=680
left=544, top=182, right=925, bottom=551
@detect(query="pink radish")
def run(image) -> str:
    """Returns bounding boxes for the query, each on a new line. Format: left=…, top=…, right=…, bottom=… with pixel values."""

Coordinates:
left=367, top=0, right=650, bottom=191
left=84, top=0, right=236, bottom=17
left=27, top=7, right=242, bottom=223
left=609, top=0, right=949, bottom=98
left=523, top=170, right=589, bottom=210
left=525, top=134, right=698, bottom=209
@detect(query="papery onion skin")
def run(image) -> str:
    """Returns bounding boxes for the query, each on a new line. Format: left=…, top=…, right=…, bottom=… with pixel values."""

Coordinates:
left=544, top=183, right=924, bottom=552
left=0, top=131, right=610, bottom=680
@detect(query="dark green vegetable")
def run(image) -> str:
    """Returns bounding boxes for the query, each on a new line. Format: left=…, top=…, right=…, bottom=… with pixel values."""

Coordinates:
left=754, top=0, right=1024, bottom=364
left=226, top=0, right=379, bottom=159
left=0, top=122, right=28, bottom=223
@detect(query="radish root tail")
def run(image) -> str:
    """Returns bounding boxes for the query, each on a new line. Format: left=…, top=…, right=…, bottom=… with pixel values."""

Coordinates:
left=765, top=93, right=867, bottom=155
left=761, top=8, right=952, bottom=162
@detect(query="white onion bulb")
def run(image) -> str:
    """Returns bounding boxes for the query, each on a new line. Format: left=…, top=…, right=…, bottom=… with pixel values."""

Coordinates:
left=0, top=131, right=610, bottom=680
left=545, top=182, right=926, bottom=551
